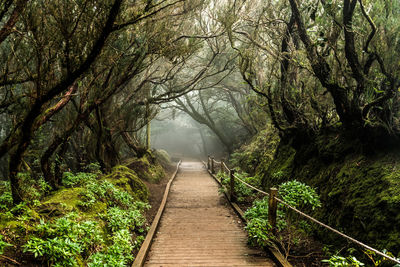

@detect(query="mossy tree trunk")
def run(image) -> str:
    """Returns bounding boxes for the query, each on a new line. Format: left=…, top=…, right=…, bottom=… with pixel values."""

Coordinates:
left=6, top=0, right=123, bottom=203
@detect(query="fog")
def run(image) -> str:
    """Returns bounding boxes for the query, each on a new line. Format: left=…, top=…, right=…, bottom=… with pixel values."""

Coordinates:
left=150, top=112, right=227, bottom=160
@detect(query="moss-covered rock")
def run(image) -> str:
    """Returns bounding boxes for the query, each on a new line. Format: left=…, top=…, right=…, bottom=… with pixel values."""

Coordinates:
left=39, top=187, right=83, bottom=216
left=125, top=153, right=165, bottom=183
left=104, top=165, right=149, bottom=202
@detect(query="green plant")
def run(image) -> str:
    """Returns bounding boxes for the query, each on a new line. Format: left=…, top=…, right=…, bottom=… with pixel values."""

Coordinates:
left=246, top=218, right=274, bottom=248
left=24, top=236, right=82, bottom=266
left=244, top=197, right=286, bottom=249
left=278, top=180, right=321, bottom=210
left=17, top=172, right=42, bottom=201
left=62, top=172, right=97, bottom=188
left=0, top=234, right=12, bottom=254
left=244, top=180, right=321, bottom=258
left=133, top=235, right=145, bottom=250
left=78, top=179, right=139, bottom=209
left=105, top=207, right=145, bottom=233
left=218, top=170, right=257, bottom=202
left=0, top=190, right=13, bottom=210
left=87, top=229, right=134, bottom=267
left=244, top=197, right=286, bottom=230
left=322, top=255, right=365, bottom=266
left=363, top=249, right=400, bottom=267
left=24, top=213, right=105, bottom=265
left=38, top=178, right=52, bottom=194
left=84, top=162, right=102, bottom=174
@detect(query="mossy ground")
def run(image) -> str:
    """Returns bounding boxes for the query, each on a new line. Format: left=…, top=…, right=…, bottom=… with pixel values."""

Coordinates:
left=124, top=153, right=165, bottom=183
left=236, top=128, right=400, bottom=256
left=103, top=165, right=149, bottom=202
left=0, top=152, right=168, bottom=265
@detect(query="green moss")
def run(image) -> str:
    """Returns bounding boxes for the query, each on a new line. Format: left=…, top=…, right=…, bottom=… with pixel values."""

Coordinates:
left=82, top=201, right=107, bottom=219
left=125, top=153, right=165, bottom=183
left=251, top=132, right=400, bottom=254
left=232, top=127, right=280, bottom=176
left=154, top=149, right=172, bottom=167
left=104, top=165, right=149, bottom=202
left=261, top=142, right=296, bottom=189
left=38, top=187, right=83, bottom=216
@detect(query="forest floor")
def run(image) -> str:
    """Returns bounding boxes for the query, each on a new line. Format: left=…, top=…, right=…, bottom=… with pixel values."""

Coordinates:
left=142, top=163, right=176, bottom=224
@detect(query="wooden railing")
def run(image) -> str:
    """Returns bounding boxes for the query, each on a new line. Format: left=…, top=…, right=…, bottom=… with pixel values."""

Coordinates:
left=206, top=156, right=400, bottom=265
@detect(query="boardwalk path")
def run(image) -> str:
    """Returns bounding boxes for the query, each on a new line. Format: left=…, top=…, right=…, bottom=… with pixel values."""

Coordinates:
left=144, top=161, right=276, bottom=266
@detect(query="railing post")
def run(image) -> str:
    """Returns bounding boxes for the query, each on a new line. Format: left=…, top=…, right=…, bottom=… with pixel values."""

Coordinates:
left=220, top=159, right=224, bottom=174
left=268, top=188, right=278, bottom=232
left=230, top=169, right=236, bottom=202
left=211, top=156, right=215, bottom=174
left=207, top=155, right=210, bottom=170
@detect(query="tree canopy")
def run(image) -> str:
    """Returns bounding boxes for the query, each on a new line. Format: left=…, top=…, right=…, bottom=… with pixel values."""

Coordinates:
left=1, top=0, right=400, bottom=205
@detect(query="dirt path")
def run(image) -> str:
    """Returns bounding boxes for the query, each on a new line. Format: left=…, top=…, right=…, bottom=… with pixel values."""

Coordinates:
left=144, top=161, right=276, bottom=267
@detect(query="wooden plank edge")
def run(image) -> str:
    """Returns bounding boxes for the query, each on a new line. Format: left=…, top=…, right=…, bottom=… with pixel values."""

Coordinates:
left=132, top=160, right=182, bottom=267
left=202, top=161, right=292, bottom=267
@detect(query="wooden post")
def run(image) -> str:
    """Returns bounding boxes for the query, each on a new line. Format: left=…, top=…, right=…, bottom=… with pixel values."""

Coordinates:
left=211, top=156, right=215, bottom=174
left=268, top=188, right=278, bottom=232
left=220, top=159, right=224, bottom=174
left=207, top=156, right=210, bottom=170
left=230, top=169, right=235, bottom=202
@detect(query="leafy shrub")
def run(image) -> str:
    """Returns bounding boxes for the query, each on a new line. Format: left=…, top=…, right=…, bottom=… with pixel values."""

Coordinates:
left=62, top=172, right=97, bottom=187
left=246, top=218, right=273, bottom=248
left=279, top=180, right=321, bottom=210
left=133, top=235, right=145, bottom=250
left=23, top=236, right=82, bottom=266
left=87, top=229, right=134, bottom=266
left=109, top=229, right=134, bottom=260
left=244, top=197, right=286, bottom=248
left=105, top=207, right=145, bottom=233
left=244, top=180, right=321, bottom=256
left=322, top=255, right=365, bottom=266
left=79, top=179, right=137, bottom=209
left=24, top=213, right=104, bottom=265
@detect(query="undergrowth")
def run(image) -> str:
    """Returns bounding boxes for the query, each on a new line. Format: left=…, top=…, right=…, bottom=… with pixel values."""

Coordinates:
left=244, top=180, right=321, bottom=259
left=0, top=166, right=150, bottom=266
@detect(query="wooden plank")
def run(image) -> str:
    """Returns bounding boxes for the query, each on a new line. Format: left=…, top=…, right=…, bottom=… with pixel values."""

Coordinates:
left=144, top=161, right=275, bottom=266
left=203, top=161, right=292, bottom=267
left=132, top=160, right=181, bottom=267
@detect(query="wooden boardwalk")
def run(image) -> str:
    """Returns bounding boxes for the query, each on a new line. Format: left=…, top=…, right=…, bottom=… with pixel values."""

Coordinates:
left=144, top=161, right=276, bottom=267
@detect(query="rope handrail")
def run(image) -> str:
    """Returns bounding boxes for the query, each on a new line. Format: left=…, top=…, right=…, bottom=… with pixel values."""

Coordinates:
left=213, top=159, right=221, bottom=164
left=233, top=174, right=269, bottom=196
left=274, top=197, right=400, bottom=265
left=222, top=161, right=229, bottom=171
left=206, top=155, right=400, bottom=265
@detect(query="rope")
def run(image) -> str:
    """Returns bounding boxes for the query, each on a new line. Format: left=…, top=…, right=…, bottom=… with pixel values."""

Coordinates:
left=274, top=197, right=400, bottom=265
left=233, top=174, right=269, bottom=196
left=222, top=162, right=229, bottom=173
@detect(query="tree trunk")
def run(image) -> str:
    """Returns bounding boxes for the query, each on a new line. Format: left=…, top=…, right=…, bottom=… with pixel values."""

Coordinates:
left=121, top=131, right=148, bottom=158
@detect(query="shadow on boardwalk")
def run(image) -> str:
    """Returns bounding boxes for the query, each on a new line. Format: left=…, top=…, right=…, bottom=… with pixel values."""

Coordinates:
left=144, top=161, right=276, bottom=267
